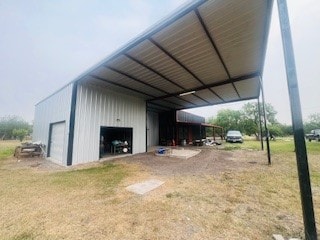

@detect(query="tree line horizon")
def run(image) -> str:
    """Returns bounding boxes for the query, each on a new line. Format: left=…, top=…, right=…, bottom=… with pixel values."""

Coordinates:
left=0, top=103, right=319, bottom=141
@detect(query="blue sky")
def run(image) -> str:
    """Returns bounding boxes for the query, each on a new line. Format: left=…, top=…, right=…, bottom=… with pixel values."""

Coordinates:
left=0, top=0, right=319, bottom=124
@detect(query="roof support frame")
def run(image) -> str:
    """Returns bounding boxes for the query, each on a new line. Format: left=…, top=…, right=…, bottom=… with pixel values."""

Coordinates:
left=123, top=53, right=211, bottom=105
left=149, top=37, right=220, bottom=104
left=149, top=38, right=206, bottom=86
left=36, top=0, right=273, bottom=113
left=148, top=38, right=220, bottom=104
left=174, top=95, right=258, bottom=112
left=124, top=53, right=184, bottom=90
left=89, top=74, right=182, bottom=109
left=103, top=65, right=198, bottom=106
left=194, top=8, right=241, bottom=99
left=148, top=72, right=259, bottom=102
left=147, top=102, right=174, bottom=113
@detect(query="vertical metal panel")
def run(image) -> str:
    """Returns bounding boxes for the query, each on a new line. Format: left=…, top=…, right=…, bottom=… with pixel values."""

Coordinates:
left=72, top=83, right=146, bottom=165
left=147, top=111, right=159, bottom=147
left=33, top=83, right=73, bottom=165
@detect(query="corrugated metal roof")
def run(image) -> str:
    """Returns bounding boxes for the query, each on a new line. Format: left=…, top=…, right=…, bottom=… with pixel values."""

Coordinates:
left=75, top=0, right=273, bottom=112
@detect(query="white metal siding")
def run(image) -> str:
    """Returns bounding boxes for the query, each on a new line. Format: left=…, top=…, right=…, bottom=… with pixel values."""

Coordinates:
left=147, top=111, right=159, bottom=147
left=49, top=122, right=66, bottom=165
left=72, top=83, right=146, bottom=165
left=33, top=83, right=73, bottom=165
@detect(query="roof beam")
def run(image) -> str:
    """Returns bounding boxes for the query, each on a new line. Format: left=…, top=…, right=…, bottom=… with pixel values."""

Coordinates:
left=124, top=53, right=184, bottom=90
left=103, top=65, right=197, bottom=107
left=175, top=96, right=259, bottom=112
left=149, top=35, right=221, bottom=104
left=89, top=74, right=182, bottom=109
left=105, top=65, right=167, bottom=95
left=123, top=53, right=210, bottom=105
left=147, top=102, right=171, bottom=111
left=194, top=8, right=241, bottom=99
left=149, top=38, right=206, bottom=86
left=210, top=90, right=225, bottom=102
left=194, top=9, right=231, bottom=78
left=147, top=72, right=260, bottom=102
left=72, top=0, right=207, bottom=86
left=90, top=74, right=155, bottom=98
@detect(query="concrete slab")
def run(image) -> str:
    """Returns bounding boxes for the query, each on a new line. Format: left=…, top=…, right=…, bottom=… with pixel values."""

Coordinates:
left=272, top=234, right=300, bottom=240
left=126, top=179, right=164, bottom=195
left=170, top=148, right=201, bottom=159
left=273, top=234, right=285, bottom=240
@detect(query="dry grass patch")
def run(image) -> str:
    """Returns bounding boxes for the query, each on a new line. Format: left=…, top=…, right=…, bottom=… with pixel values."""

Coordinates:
left=0, top=140, right=19, bottom=161
left=0, top=140, right=319, bottom=239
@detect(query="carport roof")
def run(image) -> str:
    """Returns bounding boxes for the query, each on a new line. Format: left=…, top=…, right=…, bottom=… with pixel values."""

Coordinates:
left=74, top=0, right=274, bottom=112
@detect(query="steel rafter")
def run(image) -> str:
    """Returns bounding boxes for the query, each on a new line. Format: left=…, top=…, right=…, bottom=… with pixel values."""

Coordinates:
left=103, top=65, right=198, bottom=107
left=124, top=53, right=211, bottom=105
left=89, top=74, right=182, bottom=109
left=194, top=8, right=241, bottom=99
left=174, top=96, right=259, bottom=112
left=148, top=72, right=259, bottom=102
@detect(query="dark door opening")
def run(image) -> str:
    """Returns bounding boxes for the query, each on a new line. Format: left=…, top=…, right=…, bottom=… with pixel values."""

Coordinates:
left=100, top=127, right=132, bottom=158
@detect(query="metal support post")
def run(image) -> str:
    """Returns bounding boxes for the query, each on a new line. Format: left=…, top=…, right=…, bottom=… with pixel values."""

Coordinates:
left=277, top=0, right=317, bottom=239
left=257, top=97, right=264, bottom=150
left=259, top=76, right=271, bottom=165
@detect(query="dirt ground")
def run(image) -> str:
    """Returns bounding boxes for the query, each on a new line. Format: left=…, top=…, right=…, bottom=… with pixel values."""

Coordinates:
left=118, top=146, right=267, bottom=176
left=5, top=146, right=267, bottom=175
left=1, top=145, right=319, bottom=239
left=5, top=146, right=268, bottom=177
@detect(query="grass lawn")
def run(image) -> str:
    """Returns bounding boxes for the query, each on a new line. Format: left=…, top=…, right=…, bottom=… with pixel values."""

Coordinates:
left=0, top=139, right=319, bottom=239
left=226, top=137, right=320, bottom=154
left=0, top=140, right=19, bottom=162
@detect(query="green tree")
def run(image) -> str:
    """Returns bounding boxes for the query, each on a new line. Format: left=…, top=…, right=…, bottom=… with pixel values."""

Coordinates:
left=12, top=128, right=29, bottom=142
left=208, top=109, right=243, bottom=133
left=0, top=116, right=32, bottom=140
left=268, top=124, right=283, bottom=137
left=241, top=102, right=278, bottom=137
left=207, top=102, right=279, bottom=138
left=304, top=113, right=320, bottom=133
left=277, top=123, right=293, bottom=136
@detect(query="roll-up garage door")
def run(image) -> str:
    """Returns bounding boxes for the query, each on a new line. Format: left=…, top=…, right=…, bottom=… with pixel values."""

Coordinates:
left=49, top=122, right=66, bottom=165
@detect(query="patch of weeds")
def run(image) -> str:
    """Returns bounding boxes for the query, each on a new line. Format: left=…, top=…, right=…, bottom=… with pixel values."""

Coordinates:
left=311, top=171, right=320, bottom=184
left=223, top=144, right=241, bottom=151
left=166, top=191, right=182, bottom=198
left=0, top=145, right=16, bottom=161
left=0, top=141, right=20, bottom=168
left=306, top=141, right=320, bottom=154
left=11, top=232, right=35, bottom=240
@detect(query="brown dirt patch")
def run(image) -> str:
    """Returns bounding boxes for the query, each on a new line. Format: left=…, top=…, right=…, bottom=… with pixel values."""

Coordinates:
left=117, top=147, right=268, bottom=176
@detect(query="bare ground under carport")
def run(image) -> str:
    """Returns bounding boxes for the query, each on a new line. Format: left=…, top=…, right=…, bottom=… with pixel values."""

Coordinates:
left=116, top=146, right=269, bottom=176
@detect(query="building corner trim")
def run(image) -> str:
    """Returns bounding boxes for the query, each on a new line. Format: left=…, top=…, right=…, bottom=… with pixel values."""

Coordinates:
left=66, top=82, right=78, bottom=166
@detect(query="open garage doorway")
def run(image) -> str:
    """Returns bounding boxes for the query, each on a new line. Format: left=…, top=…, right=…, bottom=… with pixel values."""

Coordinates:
left=99, top=127, right=132, bottom=158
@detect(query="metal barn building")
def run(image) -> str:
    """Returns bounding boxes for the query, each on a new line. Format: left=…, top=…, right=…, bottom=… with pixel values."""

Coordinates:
left=33, top=0, right=274, bottom=166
